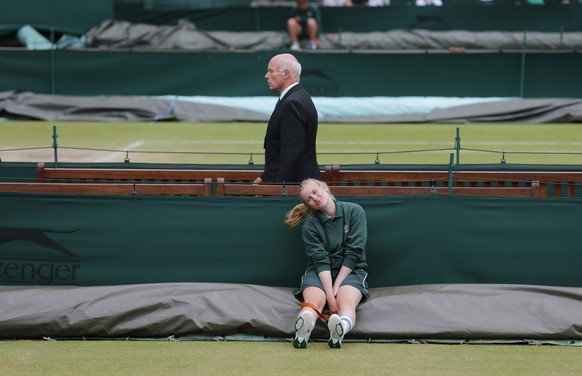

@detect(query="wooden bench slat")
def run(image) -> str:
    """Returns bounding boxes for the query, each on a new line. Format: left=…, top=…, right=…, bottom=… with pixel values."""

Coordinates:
left=37, top=164, right=329, bottom=184
left=0, top=181, right=211, bottom=196
left=1, top=180, right=539, bottom=197
left=39, top=168, right=260, bottom=182
left=214, top=181, right=540, bottom=197
left=331, top=170, right=582, bottom=182
left=0, top=183, right=135, bottom=195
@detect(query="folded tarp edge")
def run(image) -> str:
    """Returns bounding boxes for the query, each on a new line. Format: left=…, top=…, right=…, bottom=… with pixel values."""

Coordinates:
left=0, top=282, right=581, bottom=340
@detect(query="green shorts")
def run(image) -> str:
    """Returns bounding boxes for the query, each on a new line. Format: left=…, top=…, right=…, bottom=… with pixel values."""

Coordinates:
left=295, top=268, right=369, bottom=301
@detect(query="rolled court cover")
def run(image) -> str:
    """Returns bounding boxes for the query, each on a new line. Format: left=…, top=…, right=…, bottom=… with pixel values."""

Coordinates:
left=83, top=20, right=582, bottom=52
left=1, top=91, right=582, bottom=123
left=0, top=282, right=581, bottom=343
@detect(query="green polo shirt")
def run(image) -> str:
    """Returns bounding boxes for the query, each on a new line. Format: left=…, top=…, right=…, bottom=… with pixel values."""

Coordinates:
left=301, top=200, right=368, bottom=275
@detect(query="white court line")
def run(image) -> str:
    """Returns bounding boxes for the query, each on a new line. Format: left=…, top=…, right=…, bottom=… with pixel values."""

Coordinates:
left=96, top=141, right=144, bottom=162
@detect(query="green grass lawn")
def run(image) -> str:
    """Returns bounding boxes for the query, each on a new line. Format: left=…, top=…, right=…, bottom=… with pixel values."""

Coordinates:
left=1, top=341, right=581, bottom=376
left=1, top=121, right=581, bottom=165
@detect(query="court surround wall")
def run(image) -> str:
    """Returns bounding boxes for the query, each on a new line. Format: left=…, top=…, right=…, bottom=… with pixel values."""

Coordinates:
left=1, top=49, right=581, bottom=97
left=1, top=184, right=581, bottom=288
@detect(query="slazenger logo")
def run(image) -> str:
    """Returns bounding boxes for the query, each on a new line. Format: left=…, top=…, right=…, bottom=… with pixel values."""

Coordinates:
left=0, top=227, right=81, bottom=285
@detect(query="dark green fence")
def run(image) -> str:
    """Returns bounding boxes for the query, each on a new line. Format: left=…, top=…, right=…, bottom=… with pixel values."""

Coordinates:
left=2, top=1, right=580, bottom=97
left=1, top=190, right=582, bottom=288
left=0, top=49, right=580, bottom=97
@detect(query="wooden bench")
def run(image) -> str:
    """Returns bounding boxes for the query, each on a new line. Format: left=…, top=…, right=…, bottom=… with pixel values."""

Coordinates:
left=36, top=163, right=330, bottom=185
left=0, top=179, right=212, bottom=196
left=29, top=162, right=557, bottom=198
left=453, top=171, right=581, bottom=198
left=36, top=162, right=261, bottom=184
left=326, top=165, right=579, bottom=198
left=1, top=178, right=539, bottom=198
left=215, top=180, right=299, bottom=197
left=214, top=179, right=540, bottom=197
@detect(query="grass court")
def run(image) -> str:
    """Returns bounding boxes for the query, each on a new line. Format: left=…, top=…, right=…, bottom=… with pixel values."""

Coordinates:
left=1, top=121, right=581, bottom=165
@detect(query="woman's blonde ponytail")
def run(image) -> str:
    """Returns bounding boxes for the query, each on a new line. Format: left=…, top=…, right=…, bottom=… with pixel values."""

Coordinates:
left=284, top=203, right=309, bottom=228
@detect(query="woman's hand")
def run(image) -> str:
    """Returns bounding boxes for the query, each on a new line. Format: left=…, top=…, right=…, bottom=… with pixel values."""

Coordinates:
left=326, top=293, right=338, bottom=314
left=332, top=283, right=340, bottom=297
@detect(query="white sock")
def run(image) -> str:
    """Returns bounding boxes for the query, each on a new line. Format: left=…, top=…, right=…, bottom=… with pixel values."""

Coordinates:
left=340, top=316, right=353, bottom=334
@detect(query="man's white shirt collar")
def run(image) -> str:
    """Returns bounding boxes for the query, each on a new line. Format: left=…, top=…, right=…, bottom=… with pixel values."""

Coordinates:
left=279, top=82, right=299, bottom=100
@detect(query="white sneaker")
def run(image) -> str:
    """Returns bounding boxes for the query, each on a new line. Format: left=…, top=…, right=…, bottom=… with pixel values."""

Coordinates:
left=290, top=42, right=301, bottom=51
left=327, top=314, right=345, bottom=348
left=293, top=311, right=314, bottom=349
left=307, top=41, right=317, bottom=50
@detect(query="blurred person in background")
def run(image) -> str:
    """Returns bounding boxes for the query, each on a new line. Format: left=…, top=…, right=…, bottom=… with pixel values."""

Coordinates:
left=321, top=0, right=352, bottom=5
left=288, top=0, right=320, bottom=51
left=416, top=0, right=443, bottom=5
left=320, top=0, right=390, bottom=9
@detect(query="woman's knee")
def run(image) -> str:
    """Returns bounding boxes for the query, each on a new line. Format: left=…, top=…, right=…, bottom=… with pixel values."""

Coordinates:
left=302, top=286, right=326, bottom=309
left=336, top=286, right=362, bottom=308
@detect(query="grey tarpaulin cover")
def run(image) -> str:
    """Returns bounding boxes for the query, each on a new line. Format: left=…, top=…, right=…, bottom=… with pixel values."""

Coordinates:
left=1, top=283, right=581, bottom=341
left=84, top=19, right=582, bottom=51
left=85, top=20, right=284, bottom=51
left=0, top=91, right=267, bottom=122
left=2, top=91, right=582, bottom=123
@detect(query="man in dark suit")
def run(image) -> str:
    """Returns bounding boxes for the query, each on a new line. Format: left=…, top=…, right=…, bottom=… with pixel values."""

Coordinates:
left=254, top=53, right=321, bottom=184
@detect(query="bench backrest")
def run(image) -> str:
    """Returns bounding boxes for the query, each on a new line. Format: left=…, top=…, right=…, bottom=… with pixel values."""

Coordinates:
left=0, top=180, right=212, bottom=196
left=214, top=179, right=540, bottom=197
left=326, top=165, right=580, bottom=198
left=38, top=165, right=259, bottom=184
left=37, top=163, right=330, bottom=185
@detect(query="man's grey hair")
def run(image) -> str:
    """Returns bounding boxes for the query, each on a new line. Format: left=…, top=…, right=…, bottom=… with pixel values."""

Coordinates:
left=279, top=56, right=302, bottom=81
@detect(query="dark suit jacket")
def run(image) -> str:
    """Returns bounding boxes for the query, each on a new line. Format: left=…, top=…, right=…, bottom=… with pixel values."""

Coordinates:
left=261, top=84, right=320, bottom=183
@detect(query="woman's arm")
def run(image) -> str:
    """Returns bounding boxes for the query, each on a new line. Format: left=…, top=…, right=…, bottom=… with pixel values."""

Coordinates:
left=318, top=270, right=338, bottom=314
left=332, top=265, right=353, bottom=296
left=342, top=204, right=368, bottom=270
